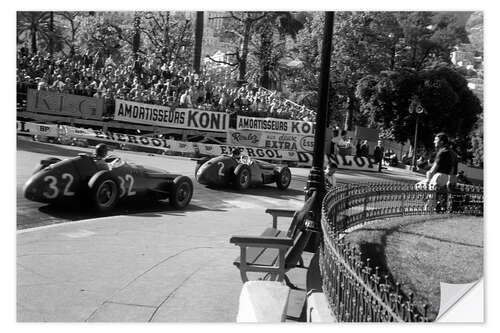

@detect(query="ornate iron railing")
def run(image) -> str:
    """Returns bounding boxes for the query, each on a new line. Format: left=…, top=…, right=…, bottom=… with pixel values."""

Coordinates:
left=319, top=182, right=483, bottom=322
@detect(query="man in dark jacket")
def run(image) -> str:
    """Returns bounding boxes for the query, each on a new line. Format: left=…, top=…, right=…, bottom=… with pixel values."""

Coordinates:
left=373, top=140, right=384, bottom=171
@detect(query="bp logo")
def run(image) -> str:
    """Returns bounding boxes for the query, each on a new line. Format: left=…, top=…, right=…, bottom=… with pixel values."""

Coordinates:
left=299, top=136, right=315, bottom=152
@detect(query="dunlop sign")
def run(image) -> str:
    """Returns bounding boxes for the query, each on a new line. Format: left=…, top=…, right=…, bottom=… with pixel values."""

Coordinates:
left=114, top=99, right=228, bottom=132
left=236, top=115, right=315, bottom=135
left=26, top=89, right=104, bottom=119
left=297, top=152, right=380, bottom=172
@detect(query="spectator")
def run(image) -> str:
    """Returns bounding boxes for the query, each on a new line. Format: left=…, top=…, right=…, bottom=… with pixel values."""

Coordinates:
left=360, top=140, right=369, bottom=157
left=373, top=140, right=385, bottom=171
left=425, top=132, right=459, bottom=188
left=324, top=162, right=337, bottom=188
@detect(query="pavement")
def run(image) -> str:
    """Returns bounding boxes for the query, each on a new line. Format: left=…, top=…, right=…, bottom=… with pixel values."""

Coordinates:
left=18, top=208, right=305, bottom=322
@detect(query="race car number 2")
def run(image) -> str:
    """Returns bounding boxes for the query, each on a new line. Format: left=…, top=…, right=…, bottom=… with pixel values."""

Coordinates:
left=43, top=173, right=75, bottom=199
left=118, top=174, right=136, bottom=198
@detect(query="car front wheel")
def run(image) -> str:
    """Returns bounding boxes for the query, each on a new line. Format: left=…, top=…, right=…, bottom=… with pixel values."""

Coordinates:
left=234, top=165, right=251, bottom=190
left=170, top=176, right=193, bottom=209
left=276, top=167, right=292, bottom=190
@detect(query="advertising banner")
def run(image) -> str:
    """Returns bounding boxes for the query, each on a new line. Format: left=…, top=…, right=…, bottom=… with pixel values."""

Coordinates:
left=114, top=99, right=229, bottom=132
left=63, top=125, right=196, bottom=153
left=17, top=121, right=60, bottom=137
left=297, top=152, right=379, bottom=172
left=236, top=115, right=315, bottom=135
left=227, top=129, right=315, bottom=152
left=26, top=89, right=104, bottom=119
left=197, top=143, right=299, bottom=161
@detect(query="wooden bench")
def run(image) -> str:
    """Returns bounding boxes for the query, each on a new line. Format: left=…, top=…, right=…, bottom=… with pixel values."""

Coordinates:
left=230, top=192, right=317, bottom=286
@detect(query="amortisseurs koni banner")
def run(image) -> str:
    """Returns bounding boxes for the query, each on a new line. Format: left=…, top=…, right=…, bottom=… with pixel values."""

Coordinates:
left=114, top=99, right=229, bottom=132
left=227, top=129, right=314, bottom=152
left=236, top=115, right=315, bottom=135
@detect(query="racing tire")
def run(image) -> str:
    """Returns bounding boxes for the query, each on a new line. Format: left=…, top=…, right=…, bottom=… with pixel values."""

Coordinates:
left=88, top=171, right=120, bottom=213
left=234, top=165, right=251, bottom=190
left=276, top=167, right=292, bottom=190
left=170, top=176, right=193, bottom=210
left=33, top=157, right=61, bottom=174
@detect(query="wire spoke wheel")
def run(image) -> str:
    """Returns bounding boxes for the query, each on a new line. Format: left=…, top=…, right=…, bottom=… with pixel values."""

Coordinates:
left=96, top=180, right=117, bottom=208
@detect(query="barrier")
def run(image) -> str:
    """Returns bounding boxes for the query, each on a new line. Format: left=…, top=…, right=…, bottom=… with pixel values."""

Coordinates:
left=26, top=89, right=104, bottom=120
left=17, top=121, right=60, bottom=137
left=114, top=99, right=229, bottom=132
left=236, top=115, right=315, bottom=135
left=298, top=152, right=379, bottom=172
left=227, top=129, right=314, bottom=153
left=17, top=121, right=384, bottom=170
left=319, top=183, right=483, bottom=322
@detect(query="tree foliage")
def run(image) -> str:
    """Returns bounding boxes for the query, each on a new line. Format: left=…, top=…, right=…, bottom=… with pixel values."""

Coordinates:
left=355, top=64, right=482, bottom=158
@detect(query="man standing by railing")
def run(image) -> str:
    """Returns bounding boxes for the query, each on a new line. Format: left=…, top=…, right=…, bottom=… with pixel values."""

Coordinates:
left=422, top=132, right=459, bottom=212
left=425, top=132, right=458, bottom=188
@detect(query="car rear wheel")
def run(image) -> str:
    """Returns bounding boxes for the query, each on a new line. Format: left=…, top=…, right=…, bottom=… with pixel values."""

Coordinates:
left=170, top=176, right=193, bottom=209
left=234, top=165, right=251, bottom=190
left=276, top=167, right=292, bottom=190
left=89, top=172, right=119, bottom=213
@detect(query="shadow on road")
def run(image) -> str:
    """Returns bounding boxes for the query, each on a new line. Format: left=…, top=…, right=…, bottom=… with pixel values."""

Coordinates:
left=201, top=183, right=305, bottom=200
left=36, top=200, right=226, bottom=222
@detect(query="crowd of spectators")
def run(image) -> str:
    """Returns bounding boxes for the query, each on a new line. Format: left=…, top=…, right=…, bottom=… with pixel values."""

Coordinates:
left=16, top=49, right=315, bottom=122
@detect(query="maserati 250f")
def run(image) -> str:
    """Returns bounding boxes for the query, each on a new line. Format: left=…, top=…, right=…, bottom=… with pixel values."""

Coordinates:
left=23, top=153, right=193, bottom=212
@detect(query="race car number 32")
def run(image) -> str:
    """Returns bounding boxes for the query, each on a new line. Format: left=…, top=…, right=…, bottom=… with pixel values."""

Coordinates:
left=43, top=173, right=75, bottom=199
left=118, top=174, right=136, bottom=197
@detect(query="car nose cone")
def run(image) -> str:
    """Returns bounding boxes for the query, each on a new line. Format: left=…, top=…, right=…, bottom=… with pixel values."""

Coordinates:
left=23, top=180, right=39, bottom=201
left=196, top=164, right=210, bottom=184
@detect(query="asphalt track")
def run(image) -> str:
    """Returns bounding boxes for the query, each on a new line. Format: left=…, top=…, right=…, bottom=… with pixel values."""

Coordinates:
left=16, top=137, right=423, bottom=230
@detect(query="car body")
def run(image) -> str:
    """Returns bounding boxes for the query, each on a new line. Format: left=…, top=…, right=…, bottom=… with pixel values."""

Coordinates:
left=23, top=153, right=193, bottom=212
left=194, top=155, right=292, bottom=190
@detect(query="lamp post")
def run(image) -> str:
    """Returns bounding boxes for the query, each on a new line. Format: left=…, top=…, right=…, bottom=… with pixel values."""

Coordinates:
left=305, top=12, right=334, bottom=234
left=409, top=98, right=424, bottom=171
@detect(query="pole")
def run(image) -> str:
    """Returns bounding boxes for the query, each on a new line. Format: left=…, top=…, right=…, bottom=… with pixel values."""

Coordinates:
left=412, top=114, right=419, bottom=170
left=305, top=12, right=334, bottom=233
left=193, top=11, right=204, bottom=74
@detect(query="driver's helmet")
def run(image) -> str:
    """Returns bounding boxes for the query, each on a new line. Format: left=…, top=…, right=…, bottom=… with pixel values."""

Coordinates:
left=231, top=148, right=241, bottom=159
left=95, top=143, right=108, bottom=160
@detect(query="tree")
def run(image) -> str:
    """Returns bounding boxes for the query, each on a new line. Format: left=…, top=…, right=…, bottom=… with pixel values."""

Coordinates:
left=57, top=12, right=84, bottom=56
left=394, top=12, right=469, bottom=70
left=465, top=11, right=483, bottom=52
left=141, top=12, right=193, bottom=66
left=75, top=14, right=124, bottom=59
left=355, top=65, right=482, bottom=158
left=17, top=11, right=51, bottom=54
left=249, top=12, right=304, bottom=89
left=206, top=11, right=267, bottom=84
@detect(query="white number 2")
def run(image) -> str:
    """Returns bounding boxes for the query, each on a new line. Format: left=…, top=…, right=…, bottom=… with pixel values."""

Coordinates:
left=217, top=162, right=225, bottom=177
left=62, top=173, right=75, bottom=196
left=124, top=174, right=136, bottom=196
